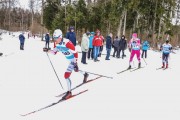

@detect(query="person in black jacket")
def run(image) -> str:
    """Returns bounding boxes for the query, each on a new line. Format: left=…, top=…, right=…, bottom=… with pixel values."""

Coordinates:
left=112, top=36, right=120, bottom=58
left=105, top=33, right=113, bottom=60
left=119, top=35, right=127, bottom=59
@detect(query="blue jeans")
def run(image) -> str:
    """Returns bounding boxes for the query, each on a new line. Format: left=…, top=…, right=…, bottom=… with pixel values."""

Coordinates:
left=106, top=48, right=111, bottom=59
left=93, top=46, right=100, bottom=60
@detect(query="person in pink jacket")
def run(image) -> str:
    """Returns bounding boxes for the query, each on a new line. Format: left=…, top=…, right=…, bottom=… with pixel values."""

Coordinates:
left=128, top=33, right=141, bottom=69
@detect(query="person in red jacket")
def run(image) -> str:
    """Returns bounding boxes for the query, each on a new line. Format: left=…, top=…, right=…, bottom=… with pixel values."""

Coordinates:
left=93, top=29, right=103, bottom=62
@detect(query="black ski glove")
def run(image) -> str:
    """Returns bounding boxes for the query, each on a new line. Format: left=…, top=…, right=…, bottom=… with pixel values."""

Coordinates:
left=73, top=62, right=79, bottom=72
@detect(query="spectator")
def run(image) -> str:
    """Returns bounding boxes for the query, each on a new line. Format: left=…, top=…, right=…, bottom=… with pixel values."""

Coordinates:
left=45, top=33, right=50, bottom=49
left=66, top=26, right=77, bottom=46
left=93, top=29, right=103, bottom=62
left=88, top=32, right=94, bottom=59
left=19, top=32, right=25, bottom=50
left=105, top=33, right=113, bottom=60
left=119, top=35, right=127, bottom=59
left=81, top=32, right=90, bottom=64
left=112, top=36, right=120, bottom=58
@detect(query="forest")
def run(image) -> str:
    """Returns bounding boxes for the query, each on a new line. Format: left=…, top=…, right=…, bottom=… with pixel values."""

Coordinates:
left=1, top=0, right=180, bottom=47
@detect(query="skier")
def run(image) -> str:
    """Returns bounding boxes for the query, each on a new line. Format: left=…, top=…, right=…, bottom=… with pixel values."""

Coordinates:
left=160, top=40, right=172, bottom=68
left=141, top=40, right=150, bottom=58
left=50, top=29, right=89, bottom=100
left=128, top=33, right=141, bottom=69
left=19, top=32, right=25, bottom=50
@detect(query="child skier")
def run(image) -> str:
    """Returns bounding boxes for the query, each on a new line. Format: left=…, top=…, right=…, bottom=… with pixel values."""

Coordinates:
left=49, top=29, right=89, bottom=100
left=141, top=40, right=150, bottom=58
left=128, top=33, right=141, bottom=69
left=160, top=40, right=172, bottom=68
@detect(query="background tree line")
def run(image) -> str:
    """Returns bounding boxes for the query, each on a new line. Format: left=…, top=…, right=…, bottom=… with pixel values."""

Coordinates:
left=1, top=0, right=180, bottom=47
left=43, top=0, right=180, bottom=47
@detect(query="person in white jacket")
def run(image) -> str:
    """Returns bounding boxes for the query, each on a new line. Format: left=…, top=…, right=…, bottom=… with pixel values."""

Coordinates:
left=81, top=32, right=90, bottom=64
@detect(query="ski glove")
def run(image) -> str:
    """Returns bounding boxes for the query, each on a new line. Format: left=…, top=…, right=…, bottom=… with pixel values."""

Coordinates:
left=73, top=62, right=79, bottom=72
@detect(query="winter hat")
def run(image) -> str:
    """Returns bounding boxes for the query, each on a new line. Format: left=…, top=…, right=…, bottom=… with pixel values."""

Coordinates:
left=69, top=26, right=74, bottom=31
left=53, top=29, right=62, bottom=40
left=132, top=33, right=137, bottom=38
left=86, top=31, right=90, bottom=36
left=90, top=32, right=95, bottom=35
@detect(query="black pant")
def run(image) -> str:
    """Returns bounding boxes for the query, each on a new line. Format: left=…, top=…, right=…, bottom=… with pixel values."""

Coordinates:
left=119, top=49, right=125, bottom=58
left=20, top=43, right=24, bottom=50
left=113, top=47, right=119, bottom=58
left=141, top=50, right=147, bottom=58
left=88, top=48, right=93, bottom=59
left=45, top=41, right=50, bottom=48
left=81, top=51, right=87, bottom=64
left=162, top=53, right=169, bottom=64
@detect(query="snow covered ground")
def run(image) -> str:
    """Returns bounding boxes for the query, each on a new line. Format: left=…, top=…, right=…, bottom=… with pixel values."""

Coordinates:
left=0, top=32, right=180, bottom=120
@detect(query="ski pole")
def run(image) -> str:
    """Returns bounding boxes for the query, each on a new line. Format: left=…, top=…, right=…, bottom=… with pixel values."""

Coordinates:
left=79, top=70, right=113, bottom=79
left=46, top=52, right=64, bottom=89
left=143, top=58, right=147, bottom=65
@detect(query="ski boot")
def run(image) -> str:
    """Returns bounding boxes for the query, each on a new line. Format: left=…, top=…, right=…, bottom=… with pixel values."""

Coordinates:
left=127, top=65, right=131, bottom=70
left=138, top=62, right=141, bottom=68
left=83, top=72, right=89, bottom=83
left=62, top=91, right=72, bottom=100
left=165, top=64, right=168, bottom=69
left=162, top=63, right=165, bottom=68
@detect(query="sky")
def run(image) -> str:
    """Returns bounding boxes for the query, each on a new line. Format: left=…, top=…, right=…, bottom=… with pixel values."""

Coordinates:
left=18, top=0, right=29, bottom=9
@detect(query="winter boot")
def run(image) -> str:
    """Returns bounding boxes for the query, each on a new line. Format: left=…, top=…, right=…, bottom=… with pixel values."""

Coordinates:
left=166, top=64, right=168, bottom=69
left=83, top=72, right=89, bottom=83
left=62, top=91, right=72, bottom=100
left=162, top=63, right=165, bottom=68
left=138, top=62, right=141, bottom=68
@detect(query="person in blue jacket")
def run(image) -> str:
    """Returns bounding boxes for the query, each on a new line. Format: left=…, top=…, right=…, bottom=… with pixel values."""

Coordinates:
left=66, top=26, right=77, bottom=46
left=19, top=33, right=25, bottom=50
left=88, top=32, right=94, bottom=59
left=45, top=33, right=50, bottom=49
left=141, top=40, right=150, bottom=58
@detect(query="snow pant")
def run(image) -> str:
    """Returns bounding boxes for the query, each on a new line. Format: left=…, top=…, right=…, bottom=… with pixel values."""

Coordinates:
left=64, top=60, right=85, bottom=91
left=81, top=51, right=87, bottom=64
left=94, top=46, right=100, bottom=61
left=105, top=48, right=111, bottom=60
left=113, top=47, right=119, bottom=58
left=141, top=50, right=147, bottom=58
left=45, top=41, right=50, bottom=48
left=20, top=42, right=24, bottom=50
left=88, top=48, right=93, bottom=59
left=129, top=50, right=141, bottom=63
left=119, top=49, right=125, bottom=58
left=162, top=53, right=169, bottom=64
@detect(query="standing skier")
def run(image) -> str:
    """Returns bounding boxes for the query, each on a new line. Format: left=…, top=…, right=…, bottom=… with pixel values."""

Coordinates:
left=128, top=33, right=141, bottom=69
left=141, top=40, right=150, bottom=58
left=50, top=29, right=89, bottom=100
left=160, top=40, right=172, bottom=68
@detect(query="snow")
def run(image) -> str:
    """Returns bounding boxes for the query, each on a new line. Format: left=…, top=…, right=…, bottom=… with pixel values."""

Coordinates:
left=0, top=32, right=180, bottom=120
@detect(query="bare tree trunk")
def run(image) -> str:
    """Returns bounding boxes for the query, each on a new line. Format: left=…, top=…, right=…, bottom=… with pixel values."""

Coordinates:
left=41, top=0, right=44, bottom=41
left=152, top=0, right=158, bottom=48
left=122, top=10, right=127, bottom=36
left=117, top=12, right=124, bottom=38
